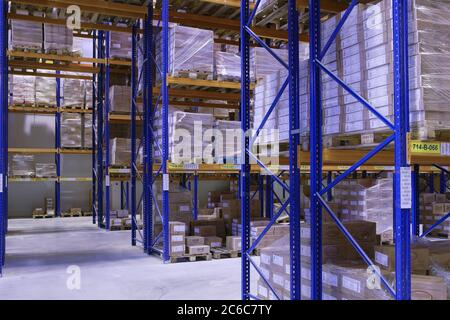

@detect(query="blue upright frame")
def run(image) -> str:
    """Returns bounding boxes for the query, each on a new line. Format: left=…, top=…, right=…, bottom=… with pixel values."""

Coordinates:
left=308, top=0, right=411, bottom=299
left=240, top=0, right=301, bottom=300
left=0, top=0, right=7, bottom=275
left=92, top=30, right=98, bottom=225
left=104, top=31, right=111, bottom=231
left=96, top=31, right=105, bottom=228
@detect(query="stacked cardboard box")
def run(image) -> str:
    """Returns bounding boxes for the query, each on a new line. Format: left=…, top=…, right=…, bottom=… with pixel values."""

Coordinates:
left=157, top=26, right=214, bottom=79
left=85, top=81, right=93, bottom=109
left=214, top=120, right=241, bottom=164
left=169, top=222, right=186, bottom=257
left=422, top=199, right=450, bottom=236
left=110, top=86, right=131, bottom=113
left=430, top=253, right=450, bottom=298
left=44, top=23, right=73, bottom=53
left=61, top=113, right=82, bottom=148
left=374, top=244, right=430, bottom=275
left=110, top=138, right=141, bottom=165
left=84, top=114, right=93, bottom=149
left=11, top=154, right=35, bottom=177
left=110, top=32, right=132, bottom=60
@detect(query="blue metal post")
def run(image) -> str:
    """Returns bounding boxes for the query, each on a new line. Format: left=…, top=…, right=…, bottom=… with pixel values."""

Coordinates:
left=193, top=174, right=198, bottom=220
left=104, top=31, right=111, bottom=230
left=96, top=31, right=104, bottom=228
left=440, top=171, right=446, bottom=194
left=92, top=30, right=97, bottom=225
left=0, top=0, right=7, bottom=272
left=393, top=0, right=411, bottom=300
left=131, top=24, right=137, bottom=246
left=309, top=0, right=323, bottom=300
left=240, top=0, right=251, bottom=300
left=265, top=175, right=273, bottom=218
left=288, top=0, right=301, bottom=300
left=55, top=72, right=61, bottom=217
left=162, top=0, right=170, bottom=262
left=327, top=171, right=332, bottom=201
left=412, top=165, right=420, bottom=236
left=120, top=181, right=124, bottom=210
left=429, top=173, right=434, bottom=193
left=143, top=6, right=153, bottom=254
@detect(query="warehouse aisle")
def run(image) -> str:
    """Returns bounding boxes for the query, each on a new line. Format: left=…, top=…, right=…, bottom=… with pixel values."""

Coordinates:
left=0, top=218, right=244, bottom=300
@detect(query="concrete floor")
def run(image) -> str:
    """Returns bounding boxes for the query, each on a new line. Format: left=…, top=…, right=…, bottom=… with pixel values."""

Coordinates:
left=0, top=217, right=247, bottom=300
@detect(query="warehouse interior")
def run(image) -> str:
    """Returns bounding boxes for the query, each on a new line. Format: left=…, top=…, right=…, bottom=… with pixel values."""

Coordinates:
left=1, top=0, right=450, bottom=301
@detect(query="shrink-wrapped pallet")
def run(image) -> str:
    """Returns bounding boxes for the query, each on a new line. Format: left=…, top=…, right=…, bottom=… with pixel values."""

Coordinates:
left=214, top=120, right=241, bottom=164
left=62, top=78, right=85, bottom=108
left=11, top=155, right=35, bottom=177
left=9, top=75, right=35, bottom=106
left=36, top=76, right=57, bottom=106
left=44, top=23, right=73, bottom=53
left=10, top=11, right=43, bottom=51
left=35, top=163, right=57, bottom=178
left=85, top=80, right=93, bottom=109
left=110, top=138, right=140, bottom=165
left=110, top=85, right=131, bottom=113
left=84, top=114, right=93, bottom=149
left=156, top=26, right=214, bottom=79
left=61, top=113, right=82, bottom=148
left=110, top=32, right=132, bottom=60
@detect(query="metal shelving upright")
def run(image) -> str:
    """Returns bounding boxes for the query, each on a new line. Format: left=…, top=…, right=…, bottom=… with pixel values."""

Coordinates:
left=239, top=0, right=302, bottom=300
left=308, top=0, right=410, bottom=299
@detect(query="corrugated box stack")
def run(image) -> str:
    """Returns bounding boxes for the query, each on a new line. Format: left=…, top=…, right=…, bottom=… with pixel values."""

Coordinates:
left=157, top=26, right=214, bottom=79
left=11, top=154, right=35, bottom=177
left=214, top=120, right=241, bottom=164
left=110, top=32, right=132, bottom=60
left=36, top=76, right=57, bottom=106
left=110, top=85, right=131, bottom=113
left=85, top=81, right=93, bottom=109
left=10, top=11, right=43, bottom=51
left=10, top=75, right=35, bottom=105
left=214, top=50, right=251, bottom=82
left=43, top=23, right=73, bottom=53
left=61, top=113, right=82, bottom=148
left=420, top=193, right=450, bottom=237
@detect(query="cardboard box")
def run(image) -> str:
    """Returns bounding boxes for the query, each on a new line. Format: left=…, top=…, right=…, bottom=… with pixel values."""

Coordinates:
left=411, top=275, right=447, bottom=300
left=170, top=244, right=186, bottom=257
left=169, top=221, right=186, bottom=235
left=185, top=236, right=204, bottom=246
left=187, top=245, right=210, bottom=255
left=204, top=236, right=222, bottom=248
left=226, top=236, right=241, bottom=251
left=374, top=245, right=430, bottom=273
left=194, top=225, right=216, bottom=237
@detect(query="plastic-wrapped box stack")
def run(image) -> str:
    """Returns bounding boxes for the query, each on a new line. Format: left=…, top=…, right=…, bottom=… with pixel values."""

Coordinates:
left=62, top=78, right=85, bottom=108
left=157, top=26, right=214, bottom=79
left=334, top=178, right=393, bottom=241
left=44, top=23, right=73, bottom=53
left=61, top=113, right=82, bottom=148
left=9, top=75, right=35, bottom=105
left=110, top=138, right=140, bottom=165
left=11, top=155, right=35, bottom=177
left=214, top=120, right=241, bottom=164
left=110, top=32, right=132, bottom=60
left=84, top=114, right=93, bottom=149
left=214, top=50, right=253, bottom=82
left=110, top=85, right=131, bottom=113
left=36, top=76, right=57, bottom=106
left=35, top=163, right=57, bottom=178
left=251, top=47, right=289, bottom=82
left=10, top=11, right=43, bottom=51
left=154, top=107, right=215, bottom=164
left=85, top=81, right=93, bottom=109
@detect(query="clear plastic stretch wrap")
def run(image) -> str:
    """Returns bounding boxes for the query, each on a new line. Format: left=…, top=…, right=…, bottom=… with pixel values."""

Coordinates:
left=214, top=120, right=241, bottom=164
left=84, top=114, right=93, bottom=149
left=10, top=12, right=43, bottom=50
left=9, top=75, right=35, bottom=105
left=110, top=32, right=132, bottom=60
left=62, top=78, right=85, bottom=108
left=11, top=155, right=35, bottom=177
left=61, top=113, right=82, bottom=148
left=73, top=37, right=93, bottom=57
left=110, top=138, right=140, bottom=165
left=85, top=80, right=93, bottom=109
left=110, top=85, right=131, bottom=113
left=154, top=107, right=215, bottom=164
left=214, top=51, right=253, bottom=82
left=35, top=163, right=57, bottom=178
left=251, top=47, right=289, bottom=81
left=157, top=26, right=214, bottom=78
left=44, top=23, right=73, bottom=52
left=36, top=76, right=57, bottom=106
left=430, top=253, right=450, bottom=298
left=334, top=178, right=393, bottom=240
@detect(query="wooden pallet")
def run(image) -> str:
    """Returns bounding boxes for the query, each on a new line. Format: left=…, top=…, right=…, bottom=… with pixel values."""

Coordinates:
left=82, top=212, right=93, bottom=217
left=173, top=70, right=214, bottom=81
left=32, top=214, right=54, bottom=219
left=169, top=253, right=212, bottom=263
left=61, top=212, right=83, bottom=218
left=211, top=247, right=240, bottom=259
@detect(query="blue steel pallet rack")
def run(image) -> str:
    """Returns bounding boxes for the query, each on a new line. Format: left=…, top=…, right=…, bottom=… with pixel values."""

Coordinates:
left=238, top=0, right=417, bottom=300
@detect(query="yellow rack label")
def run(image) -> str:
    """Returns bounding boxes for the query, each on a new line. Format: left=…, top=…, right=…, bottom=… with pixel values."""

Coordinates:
left=410, top=141, right=441, bottom=154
